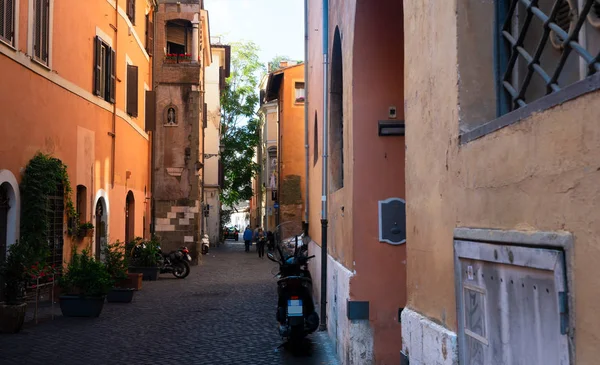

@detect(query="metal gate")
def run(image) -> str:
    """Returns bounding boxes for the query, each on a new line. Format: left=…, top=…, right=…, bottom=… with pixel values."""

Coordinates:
left=455, top=239, right=570, bottom=365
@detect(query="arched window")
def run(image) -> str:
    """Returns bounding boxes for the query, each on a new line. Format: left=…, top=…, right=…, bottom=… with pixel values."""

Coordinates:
left=330, top=27, right=344, bottom=191
left=313, top=111, right=318, bottom=166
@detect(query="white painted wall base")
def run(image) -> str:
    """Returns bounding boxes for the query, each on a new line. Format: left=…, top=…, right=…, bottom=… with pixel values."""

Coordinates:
left=308, top=240, right=374, bottom=365
left=401, top=308, right=458, bottom=365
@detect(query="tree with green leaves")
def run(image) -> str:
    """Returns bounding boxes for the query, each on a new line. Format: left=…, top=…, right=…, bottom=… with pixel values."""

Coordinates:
left=219, top=41, right=266, bottom=208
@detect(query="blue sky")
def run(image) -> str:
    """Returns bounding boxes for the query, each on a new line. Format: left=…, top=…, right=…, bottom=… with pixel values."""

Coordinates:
left=204, top=0, right=305, bottom=65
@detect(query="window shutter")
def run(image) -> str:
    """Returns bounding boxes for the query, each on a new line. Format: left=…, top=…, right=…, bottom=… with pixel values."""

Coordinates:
left=93, top=36, right=102, bottom=96
left=127, top=0, right=135, bottom=25
left=109, top=48, right=116, bottom=103
left=145, top=90, right=156, bottom=132
left=0, top=0, right=15, bottom=45
left=127, top=64, right=138, bottom=117
left=203, top=102, right=207, bottom=129
left=33, top=0, right=41, bottom=59
left=42, top=0, right=49, bottom=63
left=146, top=14, right=153, bottom=56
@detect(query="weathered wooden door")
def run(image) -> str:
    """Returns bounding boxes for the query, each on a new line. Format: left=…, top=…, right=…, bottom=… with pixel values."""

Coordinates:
left=455, top=240, right=570, bottom=365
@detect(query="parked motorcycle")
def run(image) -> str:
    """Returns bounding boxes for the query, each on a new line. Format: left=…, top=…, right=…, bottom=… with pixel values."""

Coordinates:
left=132, top=243, right=191, bottom=279
left=267, top=237, right=320, bottom=342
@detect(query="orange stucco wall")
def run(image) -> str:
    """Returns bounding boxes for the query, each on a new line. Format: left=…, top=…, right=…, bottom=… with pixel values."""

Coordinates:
left=404, top=0, right=600, bottom=363
left=0, top=0, right=153, bottom=259
left=278, top=64, right=306, bottom=235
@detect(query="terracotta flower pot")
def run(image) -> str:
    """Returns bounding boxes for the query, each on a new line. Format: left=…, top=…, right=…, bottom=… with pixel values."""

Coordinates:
left=0, top=302, right=27, bottom=333
left=128, top=267, right=159, bottom=281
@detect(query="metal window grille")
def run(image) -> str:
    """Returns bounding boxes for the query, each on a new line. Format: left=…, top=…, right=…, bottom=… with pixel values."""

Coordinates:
left=46, top=183, right=64, bottom=268
left=0, top=0, right=15, bottom=46
left=497, top=0, right=600, bottom=114
left=33, top=0, right=49, bottom=65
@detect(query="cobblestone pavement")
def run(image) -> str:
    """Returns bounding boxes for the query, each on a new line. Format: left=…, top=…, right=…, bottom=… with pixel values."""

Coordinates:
left=0, top=241, right=339, bottom=365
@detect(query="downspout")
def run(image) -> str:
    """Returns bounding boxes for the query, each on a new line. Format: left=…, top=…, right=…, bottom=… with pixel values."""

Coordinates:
left=303, top=0, right=309, bottom=236
left=320, top=0, right=329, bottom=331
left=150, top=3, right=157, bottom=237
left=110, top=0, right=120, bottom=188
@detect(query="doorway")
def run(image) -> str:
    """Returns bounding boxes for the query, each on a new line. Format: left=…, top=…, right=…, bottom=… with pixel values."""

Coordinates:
left=125, top=191, right=135, bottom=243
left=0, top=183, right=9, bottom=264
left=94, top=198, right=108, bottom=261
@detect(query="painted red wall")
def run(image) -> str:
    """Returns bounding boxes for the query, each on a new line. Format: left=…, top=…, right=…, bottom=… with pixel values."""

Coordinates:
left=351, top=0, right=407, bottom=363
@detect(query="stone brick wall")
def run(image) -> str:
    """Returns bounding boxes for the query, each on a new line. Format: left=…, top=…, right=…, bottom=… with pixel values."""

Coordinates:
left=154, top=200, right=200, bottom=261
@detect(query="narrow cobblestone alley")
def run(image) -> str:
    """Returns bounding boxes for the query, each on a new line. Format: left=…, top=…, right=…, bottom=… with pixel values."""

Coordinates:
left=0, top=242, right=338, bottom=365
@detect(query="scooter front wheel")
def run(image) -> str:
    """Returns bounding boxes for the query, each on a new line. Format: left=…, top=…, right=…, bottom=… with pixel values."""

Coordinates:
left=173, top=261, right=190, bottom=279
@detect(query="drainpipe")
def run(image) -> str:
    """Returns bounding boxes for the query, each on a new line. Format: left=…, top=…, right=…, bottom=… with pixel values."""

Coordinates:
left=110, top=0, right=120, bottom=188
left=303, top=0, right=309, bottom=236
left=320, top=0, right=329, bottom=331
left=150, top=4, right=157, bottom=237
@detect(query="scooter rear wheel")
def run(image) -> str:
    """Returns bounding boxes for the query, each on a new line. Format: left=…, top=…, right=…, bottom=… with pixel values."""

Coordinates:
left=173, top=261, right=190, bottom=279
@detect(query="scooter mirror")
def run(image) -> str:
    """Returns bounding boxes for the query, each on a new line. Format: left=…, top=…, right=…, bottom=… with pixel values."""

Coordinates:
left=267, top=252, right=278, bottom=263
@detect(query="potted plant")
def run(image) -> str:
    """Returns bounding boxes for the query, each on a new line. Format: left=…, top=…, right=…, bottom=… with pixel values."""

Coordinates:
left=128, top=237, right=161, bottom=281
left=58, top=249, right=112, bottom=317
left=0, top=240, right=37, bottom=333
left=165, top=53, right=177, bottom=64
left=77, top=222, right=94, bottom=239
left=104, top=241, right=135, bottom=303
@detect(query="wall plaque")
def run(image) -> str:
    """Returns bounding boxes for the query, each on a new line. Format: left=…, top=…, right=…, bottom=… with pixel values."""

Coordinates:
left=378, top=197, right=406, bottom=245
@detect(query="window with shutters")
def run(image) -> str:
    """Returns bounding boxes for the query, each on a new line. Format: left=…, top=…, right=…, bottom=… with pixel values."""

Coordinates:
left=294, top=82, right=305, bottom=103
left=145, top=13, right=153, bottom=56
left=127, top=64, right=139, bottom=117
left=0, top=0, right=16, bottom=46
left=93, top=36, right=115, bottom=103
left=32, top=0, right=50, bottom=65
left=126, top=0, right=135, bottom=25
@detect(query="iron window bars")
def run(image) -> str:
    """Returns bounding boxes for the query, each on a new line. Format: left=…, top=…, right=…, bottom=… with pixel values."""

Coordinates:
left=497, top=0, right=600, bottom=114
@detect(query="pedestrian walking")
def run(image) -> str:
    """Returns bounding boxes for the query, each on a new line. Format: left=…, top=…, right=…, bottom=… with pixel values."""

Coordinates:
left=243, top=226, right=253, bottom=252
left=256, top=228, right=266, bottom=258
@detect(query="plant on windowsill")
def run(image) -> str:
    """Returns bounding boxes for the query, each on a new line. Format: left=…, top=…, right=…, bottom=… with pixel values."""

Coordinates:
left=127, top=236, right=161, bottom=281
left=58, top=249, right=112, bottom=318
left=76, top=222, right=95, bottom=239
left=165, top=53, right=177, bottom=64
left=178, top=53, right=192, bottom=63
left=295, top=97, right=305, bottom=103
left=0, top=240, right=45, bottom=333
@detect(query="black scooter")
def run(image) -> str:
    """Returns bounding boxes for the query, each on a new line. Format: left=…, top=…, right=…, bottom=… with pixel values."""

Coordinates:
left=267, top=238, right=320, bottom=342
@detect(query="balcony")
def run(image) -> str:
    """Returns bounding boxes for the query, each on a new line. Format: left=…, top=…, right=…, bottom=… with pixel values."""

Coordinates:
left=164, top=53, right=198, bottom=64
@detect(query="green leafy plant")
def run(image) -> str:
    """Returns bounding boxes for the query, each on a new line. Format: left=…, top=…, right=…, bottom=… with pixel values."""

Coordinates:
left=128, top=236, right=161, bottom=268
left=0, top=240, right=45, bottom=304
left=103, top=241, right=129, bottom=284
left=58, top=249, right=112, bottom=297
left=76, top=222, right=94, bottom=239
left=20, top=152, right=77, bottom=248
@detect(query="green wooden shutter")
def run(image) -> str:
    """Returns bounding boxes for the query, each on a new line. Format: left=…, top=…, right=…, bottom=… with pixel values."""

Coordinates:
left=93, top=36, right=102, bottom=96
left=109, top=48, right=116, bottom=103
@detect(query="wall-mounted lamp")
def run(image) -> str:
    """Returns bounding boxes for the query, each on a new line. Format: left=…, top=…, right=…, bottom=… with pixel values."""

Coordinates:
left=378, top=120, right=405, bottom=136
left=204, top=144, right=226, bottom=160
left=194, top=161, right=204, bottom=171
